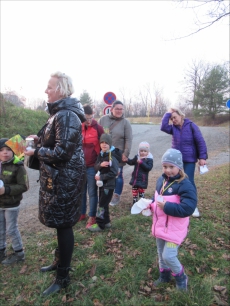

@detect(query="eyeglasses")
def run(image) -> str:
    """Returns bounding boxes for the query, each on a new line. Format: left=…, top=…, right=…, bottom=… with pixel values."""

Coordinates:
left=85, top=116, right=93, bottom=121
left=113, top=108, right=123, bottom=111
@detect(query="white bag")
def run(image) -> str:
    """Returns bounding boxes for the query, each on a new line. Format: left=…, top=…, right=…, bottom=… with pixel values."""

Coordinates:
left=199, top=165, right=209, bottom=174
left=131, top=198, right=152, bottom=215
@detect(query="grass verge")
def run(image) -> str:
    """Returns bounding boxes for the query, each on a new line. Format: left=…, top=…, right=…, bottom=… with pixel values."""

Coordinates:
left=0, top=164, right=229, bottom=306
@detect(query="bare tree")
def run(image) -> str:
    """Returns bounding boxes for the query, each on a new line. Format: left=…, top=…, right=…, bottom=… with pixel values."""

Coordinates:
left=184, top=60, right=211, bottom=109
left=171, top=0, right=229, bottom=39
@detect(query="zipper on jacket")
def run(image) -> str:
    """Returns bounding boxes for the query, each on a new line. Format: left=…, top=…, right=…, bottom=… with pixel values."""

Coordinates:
left=164, top=215, right=168, bottom=233
left=133, top=162, right=140, bottom=186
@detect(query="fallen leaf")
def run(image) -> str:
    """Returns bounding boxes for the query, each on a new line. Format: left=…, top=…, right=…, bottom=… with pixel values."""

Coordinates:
left=213, top=285, right=226, bottom=291
left=125, top=290, right=131, bottom=298
left=90, top=264, right=96, bottom=277
left=20, top=265, right=27, bottom=274
left=144, top=286, right=151, bottom=292
left=93, top=298, right=104, bottom=306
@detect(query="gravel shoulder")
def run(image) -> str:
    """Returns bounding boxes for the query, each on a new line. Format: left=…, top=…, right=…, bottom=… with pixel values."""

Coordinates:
left=18, top=125, right=229, bottom=234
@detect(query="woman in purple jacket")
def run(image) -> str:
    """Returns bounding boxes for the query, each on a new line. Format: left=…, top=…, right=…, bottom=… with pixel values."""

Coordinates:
left=160, top=108, right=208, bottom=218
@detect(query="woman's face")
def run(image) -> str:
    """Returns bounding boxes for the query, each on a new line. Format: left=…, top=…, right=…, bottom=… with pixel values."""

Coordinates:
left=45, top=77, right=62, bottom=103
left=111, top=104, right=124, bottom=118
left=171, top=112, right=183, bottom=126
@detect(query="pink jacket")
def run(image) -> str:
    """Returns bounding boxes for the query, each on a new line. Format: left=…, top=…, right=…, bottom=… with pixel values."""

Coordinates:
left=150, top=191, right=190, bottom=245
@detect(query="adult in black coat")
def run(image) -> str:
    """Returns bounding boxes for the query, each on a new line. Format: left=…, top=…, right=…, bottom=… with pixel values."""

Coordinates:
left=24, top=71, right=86, bottom=296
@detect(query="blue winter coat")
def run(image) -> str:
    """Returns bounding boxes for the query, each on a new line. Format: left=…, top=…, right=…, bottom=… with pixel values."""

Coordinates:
left=127, top=153, right=153, bottom=189
left=153, top=173, right=197, bottom=218
left=161, top=113, right=208, bottom=162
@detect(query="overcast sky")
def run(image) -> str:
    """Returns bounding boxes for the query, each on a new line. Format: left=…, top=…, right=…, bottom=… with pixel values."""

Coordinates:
left=1, top=1, right=229, bottom=106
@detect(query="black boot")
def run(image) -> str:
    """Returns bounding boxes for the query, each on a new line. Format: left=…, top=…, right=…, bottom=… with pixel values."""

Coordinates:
left=42, top=265, right=71, bottom=296
left=172, top=266, right=188, bottom=291
left=40, top=248, right=59, bottom=272
left=153, top=268, right=171, bottom=286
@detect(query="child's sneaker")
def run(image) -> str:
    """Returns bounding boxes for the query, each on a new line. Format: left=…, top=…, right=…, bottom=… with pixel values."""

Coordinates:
left=105, top=223, right=111, bottom=228
left=2, top=251, right=25, bottom=265
left=0, top=249, right=6, bottom=261
left=88, top=224, right=103, bottom=232
left=86, top=217, right=96, bottom=228
left=109, top=194, right=120, bottom=206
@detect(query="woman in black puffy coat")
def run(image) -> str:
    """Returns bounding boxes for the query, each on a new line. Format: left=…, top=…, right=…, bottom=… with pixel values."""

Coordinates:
left=24, top=71, right=86, bottom=296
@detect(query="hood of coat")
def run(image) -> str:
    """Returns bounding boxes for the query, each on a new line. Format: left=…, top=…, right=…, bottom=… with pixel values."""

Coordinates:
left=47, top=97, right=86, bottom=123
left=82, top=118, right=98, bottom=128
left=137, top=152, right=153, bottom=160
left=100, top=147, right=122, bottom=163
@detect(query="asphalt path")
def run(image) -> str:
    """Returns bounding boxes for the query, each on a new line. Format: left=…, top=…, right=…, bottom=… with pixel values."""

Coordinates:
left=21, top=124, right=229, bottom=208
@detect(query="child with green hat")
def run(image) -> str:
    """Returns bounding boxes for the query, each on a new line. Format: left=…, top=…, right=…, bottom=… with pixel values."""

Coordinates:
left=88, top=134, right=122, bottom=232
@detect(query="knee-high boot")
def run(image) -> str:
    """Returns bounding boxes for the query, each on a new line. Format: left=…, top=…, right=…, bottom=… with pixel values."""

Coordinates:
left=42, top=265, right=71, bottom=296
left=40, top=248, right=59, bottom=272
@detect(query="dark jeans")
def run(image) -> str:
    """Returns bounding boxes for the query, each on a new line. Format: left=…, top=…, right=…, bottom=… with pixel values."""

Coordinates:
left=183, top=162, right=197, bottom=193
left=114, top=167, right=124, bottom=195
left=81, top=166, right=98, bottom=217
left=96, top=188, right=114, bottom=229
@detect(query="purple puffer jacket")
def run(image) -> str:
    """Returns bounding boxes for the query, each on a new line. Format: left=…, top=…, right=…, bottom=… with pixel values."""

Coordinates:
left=161, top=113, right=208, bottom=162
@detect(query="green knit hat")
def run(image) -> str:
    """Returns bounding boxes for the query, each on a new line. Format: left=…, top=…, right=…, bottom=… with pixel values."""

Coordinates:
left=100, top=133, right=112, bottom=147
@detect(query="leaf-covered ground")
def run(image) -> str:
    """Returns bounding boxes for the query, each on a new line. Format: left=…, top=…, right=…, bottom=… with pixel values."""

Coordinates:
left=1, top=164, right=229, bottom=306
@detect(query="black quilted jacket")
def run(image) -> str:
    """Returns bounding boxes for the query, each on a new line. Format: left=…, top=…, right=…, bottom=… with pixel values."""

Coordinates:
left=34, top=97, right=86, bottom=228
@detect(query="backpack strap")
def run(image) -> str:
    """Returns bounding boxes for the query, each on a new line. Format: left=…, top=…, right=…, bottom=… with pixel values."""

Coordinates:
left=109, top=119, right=122, bottom=133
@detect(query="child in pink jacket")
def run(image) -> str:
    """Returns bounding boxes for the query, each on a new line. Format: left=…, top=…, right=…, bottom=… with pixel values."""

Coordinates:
left=150, top=148, right=197, bottom=291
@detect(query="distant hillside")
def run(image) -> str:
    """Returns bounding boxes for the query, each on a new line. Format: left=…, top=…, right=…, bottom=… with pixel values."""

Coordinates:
left=2, top=92, right=25, bottom=108
left=0, top=95, right=48, bottom=139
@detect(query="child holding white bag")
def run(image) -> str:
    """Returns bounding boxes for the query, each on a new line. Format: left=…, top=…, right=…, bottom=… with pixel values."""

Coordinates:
left=146, top=148, right=197, bottom=291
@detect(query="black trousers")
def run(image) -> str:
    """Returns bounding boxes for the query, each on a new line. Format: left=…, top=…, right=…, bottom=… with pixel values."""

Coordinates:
left=96, top=188, right=114, bottom=229
left=57, top=227, right=74, bottom=268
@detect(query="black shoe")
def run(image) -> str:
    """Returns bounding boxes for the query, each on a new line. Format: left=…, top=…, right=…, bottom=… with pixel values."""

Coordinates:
left=42, top=266, right=71, bottom=296
left=40, top=248, right=59, bottom=272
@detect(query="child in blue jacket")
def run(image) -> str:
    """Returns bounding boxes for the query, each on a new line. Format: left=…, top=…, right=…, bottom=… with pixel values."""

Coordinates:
left=150, top=148, right=197, bottom=291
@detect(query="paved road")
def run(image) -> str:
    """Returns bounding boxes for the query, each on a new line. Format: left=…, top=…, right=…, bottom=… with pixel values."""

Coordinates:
left=21, top=124, right=229, bottom=208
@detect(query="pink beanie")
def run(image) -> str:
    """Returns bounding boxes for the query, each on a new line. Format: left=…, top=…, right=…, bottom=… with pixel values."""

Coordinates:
left=139, top=141, right=150, bottom=152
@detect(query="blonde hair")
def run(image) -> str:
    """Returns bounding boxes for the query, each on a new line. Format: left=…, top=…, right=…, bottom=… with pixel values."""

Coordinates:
left=51, top=71, right=74, bottom=97
left=170, top=107, right=185, bottom=118
left=176, top=169, right=188, bottom=183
